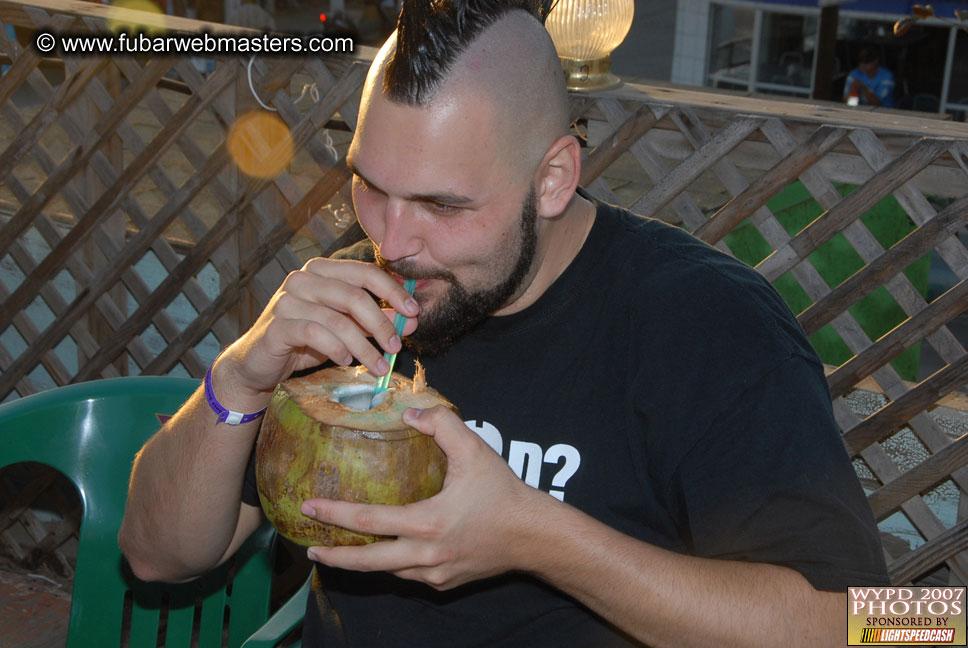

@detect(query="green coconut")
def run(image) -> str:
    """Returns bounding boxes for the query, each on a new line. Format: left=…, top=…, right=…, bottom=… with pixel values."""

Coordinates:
left=255, top=364, right=453, bottom=547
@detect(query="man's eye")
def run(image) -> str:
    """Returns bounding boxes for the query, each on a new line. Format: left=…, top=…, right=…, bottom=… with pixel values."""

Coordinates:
left=427, top=202, right=460, bottom=216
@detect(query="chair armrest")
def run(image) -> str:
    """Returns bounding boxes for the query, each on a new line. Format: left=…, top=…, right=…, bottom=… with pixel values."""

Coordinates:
left=241, top=573, right=312, bottom=648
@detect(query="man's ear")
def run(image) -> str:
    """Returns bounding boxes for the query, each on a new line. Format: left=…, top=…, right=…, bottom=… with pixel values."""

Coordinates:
left=533, top=134, right=582, bottom=218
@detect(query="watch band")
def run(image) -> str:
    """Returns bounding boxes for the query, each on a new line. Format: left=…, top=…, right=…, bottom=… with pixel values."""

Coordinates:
left=204, top=362, right=267, bottom=425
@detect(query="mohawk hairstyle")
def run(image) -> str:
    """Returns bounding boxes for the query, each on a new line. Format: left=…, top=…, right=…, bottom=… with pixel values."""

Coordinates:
left=384, top=0, right=555, bottom=105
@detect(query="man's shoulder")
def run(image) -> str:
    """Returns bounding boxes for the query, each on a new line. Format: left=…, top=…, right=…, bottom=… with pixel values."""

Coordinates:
left=586, top=194, right=817, bottom=363
left=591, top=197, right=765, bottom=295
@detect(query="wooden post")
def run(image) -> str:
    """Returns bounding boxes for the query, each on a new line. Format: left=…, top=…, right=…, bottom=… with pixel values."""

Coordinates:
left=812, top=3, right=840, bottom=102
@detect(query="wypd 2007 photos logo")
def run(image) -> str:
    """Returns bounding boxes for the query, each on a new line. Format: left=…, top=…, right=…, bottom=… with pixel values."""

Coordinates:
left=848, top=587, right=966, bottom=645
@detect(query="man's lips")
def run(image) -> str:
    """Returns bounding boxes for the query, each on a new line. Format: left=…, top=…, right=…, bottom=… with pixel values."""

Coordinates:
left=391, top=273, right=431, bottom=292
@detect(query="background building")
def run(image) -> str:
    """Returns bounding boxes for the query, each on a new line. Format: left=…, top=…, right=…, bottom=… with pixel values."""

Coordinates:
left=669, top=0, right=967, bottom=119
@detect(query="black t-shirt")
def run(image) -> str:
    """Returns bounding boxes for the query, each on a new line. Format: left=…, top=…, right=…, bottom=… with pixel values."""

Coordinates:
left=243, top=192, right=889, bottom=647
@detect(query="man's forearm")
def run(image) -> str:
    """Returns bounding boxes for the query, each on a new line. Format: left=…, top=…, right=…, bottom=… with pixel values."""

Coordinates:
left=118, top=386, right=262, bottom=582
left=519, top=499, right=844, bottom=648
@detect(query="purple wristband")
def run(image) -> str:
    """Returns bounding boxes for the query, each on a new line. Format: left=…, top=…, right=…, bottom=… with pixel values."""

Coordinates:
left=204, top=364, right=267, bottom=425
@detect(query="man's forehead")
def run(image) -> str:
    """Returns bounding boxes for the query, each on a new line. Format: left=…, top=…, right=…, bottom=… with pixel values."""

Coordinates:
left=353, top=80, right=497, bottom=154
left=348, top=89, right=506, bottom=198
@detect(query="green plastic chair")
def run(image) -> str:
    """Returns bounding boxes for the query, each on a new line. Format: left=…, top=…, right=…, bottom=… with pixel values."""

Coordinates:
left=0, top=376, right=308, bottom=648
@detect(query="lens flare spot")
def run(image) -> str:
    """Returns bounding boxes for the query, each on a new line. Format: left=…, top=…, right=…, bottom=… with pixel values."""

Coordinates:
left=106, top=0, right=168, bottom=36
left=226, top=111, right=295, bottom=179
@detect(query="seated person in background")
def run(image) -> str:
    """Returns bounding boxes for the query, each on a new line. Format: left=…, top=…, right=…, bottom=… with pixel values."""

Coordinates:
left=844, top=47, right=895, bottom=107
left=119, top=0, right=891, bottom=646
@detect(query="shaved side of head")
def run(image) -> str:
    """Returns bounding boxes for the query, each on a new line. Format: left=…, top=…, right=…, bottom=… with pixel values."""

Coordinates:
left=364, top=0, right=570, bottom=177
left=443, top=12, right=570, bottom=173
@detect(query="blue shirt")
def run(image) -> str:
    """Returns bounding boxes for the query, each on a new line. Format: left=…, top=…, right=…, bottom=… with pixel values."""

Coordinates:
left=844, top=66, right=895, bottom=107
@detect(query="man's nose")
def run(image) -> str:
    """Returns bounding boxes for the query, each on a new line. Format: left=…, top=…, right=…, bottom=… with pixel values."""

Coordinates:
left=377, top=198, right=422, bottom=262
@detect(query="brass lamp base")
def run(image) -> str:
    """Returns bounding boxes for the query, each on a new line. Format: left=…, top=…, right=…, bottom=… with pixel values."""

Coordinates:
left=560, top=56, right=623, bottom=92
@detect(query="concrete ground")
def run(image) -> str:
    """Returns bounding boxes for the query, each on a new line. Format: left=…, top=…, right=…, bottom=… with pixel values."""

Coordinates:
left=0, top=565, right=71, bottom=648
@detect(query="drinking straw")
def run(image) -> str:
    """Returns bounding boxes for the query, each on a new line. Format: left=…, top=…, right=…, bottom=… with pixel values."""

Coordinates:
left=372, top=278, right=416, bottom=398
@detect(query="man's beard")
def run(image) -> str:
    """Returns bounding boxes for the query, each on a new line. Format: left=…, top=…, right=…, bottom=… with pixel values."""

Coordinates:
left=376, top=186, right=538, bottom=356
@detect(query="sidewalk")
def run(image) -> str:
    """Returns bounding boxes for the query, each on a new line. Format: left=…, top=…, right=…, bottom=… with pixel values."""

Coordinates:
left=0, top=567, right=71, bottom=648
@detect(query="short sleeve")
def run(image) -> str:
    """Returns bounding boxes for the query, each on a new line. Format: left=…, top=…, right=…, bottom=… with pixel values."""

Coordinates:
left=668, top=354, right=890, bottom=591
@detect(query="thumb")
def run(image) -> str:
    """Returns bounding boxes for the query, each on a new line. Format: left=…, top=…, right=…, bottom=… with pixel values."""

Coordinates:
left=402, top=405, right=465, bottom=453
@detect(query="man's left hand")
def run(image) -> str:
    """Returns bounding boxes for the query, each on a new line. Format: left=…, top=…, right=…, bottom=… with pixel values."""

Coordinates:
left=300, top=405, right=546, bottom=590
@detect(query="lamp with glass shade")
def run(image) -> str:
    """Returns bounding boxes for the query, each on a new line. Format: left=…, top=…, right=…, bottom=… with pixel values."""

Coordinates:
left=545, top=0, right=634, bottom=92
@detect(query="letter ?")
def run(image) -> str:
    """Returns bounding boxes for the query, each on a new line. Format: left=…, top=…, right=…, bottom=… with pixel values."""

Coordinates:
left=544, top=444, right=580, bottom=501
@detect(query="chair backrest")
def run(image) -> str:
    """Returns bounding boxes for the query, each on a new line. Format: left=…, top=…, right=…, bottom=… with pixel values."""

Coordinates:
left=0, top=377, right=277, bottom=648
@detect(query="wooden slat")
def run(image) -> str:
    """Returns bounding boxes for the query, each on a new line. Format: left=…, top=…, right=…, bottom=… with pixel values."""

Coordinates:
left=0, top=79, right=189, bottom=376
left=579, top=103, right=658, bottom=186
left=0, top=169, right=134, bottom=374
left=631, top=114, right=764, bottom=218
left=844, top=354, right=968, bottom=456
left=1, top=75, right=203, bottom=375
left=0, top=66, right=243, bottom=395
left=890, top=519, right=968, bottom=585
left=5, top=241, right=73, bottom=385
left=594, top=100, right=709, bottom=231
left=0, top=13, right=74, bottom=105
left=25, top=507, right=80, bottom=567
left=797, top=195, right=968, bottom=336
left=71, top=208, right=242, bottom=381
left=756, top=137, right=953, bottom=283
left=827, top=279, right=968, bottom=399
left=0, top=57, right=106, bottom=181
left=833, top=400, right=968, bottom=581
left=568, top=95, right=595, bottom=126
left=0, top=57, right=233, bottom=324
left=70, top=62, right=367, bottom=379
left=142, top=169, right=357, bottom=375
left=670, top=111, right=792, bottom=255
left=0, top=58, right=224, bottom=333
left=0, top=56, right=173, bottom=262
left=694, top=124, right=849, bottom=244
left=869, top=432, right=968, bottom=519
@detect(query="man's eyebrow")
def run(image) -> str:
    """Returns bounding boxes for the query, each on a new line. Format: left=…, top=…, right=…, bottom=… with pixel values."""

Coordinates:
left=347, top=159, right=476, bottom=206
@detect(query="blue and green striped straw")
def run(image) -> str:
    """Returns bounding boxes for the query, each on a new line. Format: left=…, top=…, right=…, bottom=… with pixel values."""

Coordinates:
left=372, top=278, right=416, bottom=398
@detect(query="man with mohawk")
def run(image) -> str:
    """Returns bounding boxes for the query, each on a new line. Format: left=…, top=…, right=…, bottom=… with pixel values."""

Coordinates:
left=120, top=1, right=889, bottom=645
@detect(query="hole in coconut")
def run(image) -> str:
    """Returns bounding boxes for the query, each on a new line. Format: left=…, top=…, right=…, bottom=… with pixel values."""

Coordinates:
left=332, top=384, right=391, bottom=411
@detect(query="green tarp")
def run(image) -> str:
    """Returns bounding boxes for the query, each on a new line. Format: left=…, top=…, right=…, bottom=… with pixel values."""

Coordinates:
left=723, top=182, right=930, bottom=381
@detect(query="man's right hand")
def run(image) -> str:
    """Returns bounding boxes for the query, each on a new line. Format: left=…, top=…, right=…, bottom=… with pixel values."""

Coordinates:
left=119, top=255, right=420, bottom=582
left=211, top=257, right=420, bottom=413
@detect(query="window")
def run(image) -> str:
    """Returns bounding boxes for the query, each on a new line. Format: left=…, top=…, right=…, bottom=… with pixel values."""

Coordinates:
left=706, top=4, right=818, bottom=97
left=757, top=11, right=817, bottom=96
left=945, top=29, right=968, bottom=120
left=707, top=4, right=754, bottom=91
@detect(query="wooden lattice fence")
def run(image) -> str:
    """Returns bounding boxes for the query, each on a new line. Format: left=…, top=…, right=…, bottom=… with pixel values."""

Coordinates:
left=0, top=0, right=967, bottom=592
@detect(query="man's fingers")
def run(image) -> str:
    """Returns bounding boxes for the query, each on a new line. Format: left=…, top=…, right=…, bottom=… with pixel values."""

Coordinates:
left=302, top=257, right=420, bottom=322
left=282, top=271, right=402, bottom=357
left=382, top=308, right=418, bottom=337
left=301, top=498, right=423, bottom=539
left=306, top=538, right=418, bottom=573
left=266, top=294, right=386, bottom=373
